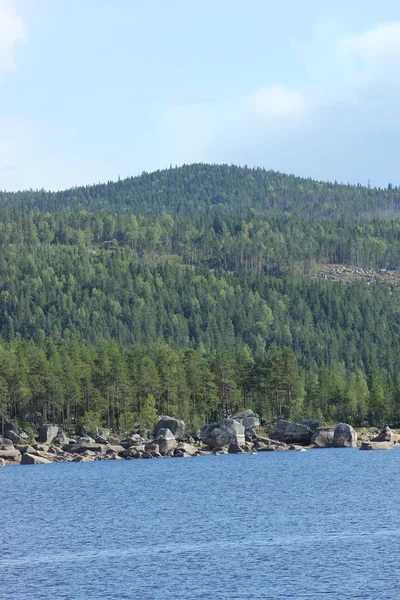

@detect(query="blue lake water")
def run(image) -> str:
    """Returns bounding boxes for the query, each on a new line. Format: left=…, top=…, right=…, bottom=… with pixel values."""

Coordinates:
left=1, top=448, right=400, bottom=600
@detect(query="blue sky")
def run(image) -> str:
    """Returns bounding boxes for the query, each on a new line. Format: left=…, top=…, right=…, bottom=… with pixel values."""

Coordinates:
left=1, top=0, right=400, bottom=190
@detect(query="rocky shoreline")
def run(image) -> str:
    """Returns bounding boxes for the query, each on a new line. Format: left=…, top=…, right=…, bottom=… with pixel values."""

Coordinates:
left=1, top=413, right=398, bottom=467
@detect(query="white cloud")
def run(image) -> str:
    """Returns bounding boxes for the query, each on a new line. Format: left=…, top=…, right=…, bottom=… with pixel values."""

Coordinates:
left=0, top=0, right=26, bottom=79
left=341, top=23, right=400, bottom=62
left=154, top=21, right=400, bottom=187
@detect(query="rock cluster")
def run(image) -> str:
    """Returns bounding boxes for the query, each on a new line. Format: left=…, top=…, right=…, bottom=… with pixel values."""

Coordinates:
left=1, top=414, right=398, bottom=467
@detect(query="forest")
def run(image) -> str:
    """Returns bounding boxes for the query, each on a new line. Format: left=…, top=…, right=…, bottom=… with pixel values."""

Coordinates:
left=1, top=163, right=400, bottom=431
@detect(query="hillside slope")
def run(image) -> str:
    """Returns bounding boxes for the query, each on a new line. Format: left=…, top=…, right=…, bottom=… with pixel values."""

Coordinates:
left=1, top=163, right=399, bottom=219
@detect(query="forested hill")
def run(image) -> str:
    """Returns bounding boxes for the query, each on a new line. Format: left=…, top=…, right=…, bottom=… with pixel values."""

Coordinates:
left=1, top=163, right=400, bottom=219
left=2, top=163, right=400, bottom=431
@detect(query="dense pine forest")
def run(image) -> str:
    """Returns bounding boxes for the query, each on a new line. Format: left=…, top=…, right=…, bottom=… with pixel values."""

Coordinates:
left=2, top=163, right=400, bottom=432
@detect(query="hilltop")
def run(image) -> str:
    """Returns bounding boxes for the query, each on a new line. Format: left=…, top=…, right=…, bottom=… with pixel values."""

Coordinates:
left=1, top=163, right=400, bottom=219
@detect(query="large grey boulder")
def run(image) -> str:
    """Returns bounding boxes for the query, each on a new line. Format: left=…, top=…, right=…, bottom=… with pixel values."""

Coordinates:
left=299, top=419, right=327, bottom=432
left=269, top=420, right=312, bottom=445
left=372, top=426, right=398, bottom=443
left=4, top=430, right=21, bottom=444
left=230, top=409, right=260, bottom=432
left=62, top=443, right=106, bottom=455
left=37, top=425, right=59, bottom=444
left=333, top=423, right=357, bottom=448
left=311, top=429, right=334, bottom=448
left=154, top=417, right=185, bottom=441
left=155, top=428, right=177, bottom=455
left=360, top=441, right=393, bottom=451
left=199, top=418, right=245, bottom=448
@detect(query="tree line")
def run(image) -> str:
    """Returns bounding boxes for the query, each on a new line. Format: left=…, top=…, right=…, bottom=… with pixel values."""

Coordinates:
left=0, top=339, right=397, bottom=434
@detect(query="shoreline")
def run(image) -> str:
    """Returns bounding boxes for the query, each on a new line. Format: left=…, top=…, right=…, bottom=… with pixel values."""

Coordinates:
left=1, top=423, right=398, bottom=468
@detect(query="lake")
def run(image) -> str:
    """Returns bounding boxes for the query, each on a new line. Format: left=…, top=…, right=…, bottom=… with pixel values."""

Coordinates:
left=1, top=448, right=399, bottom=600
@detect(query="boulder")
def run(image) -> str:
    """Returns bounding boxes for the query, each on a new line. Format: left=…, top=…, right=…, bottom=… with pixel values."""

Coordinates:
left=200, top=418, right=245, bottom=448
left=299, top=419, right=327, bottom=432
left=16, top=445, right=35, bottom=454
left=176, top=443, right=198, bottom=456
left=228, top=442, right=244, bottom=454
left=76, top=435, right=96, bottom=444
left=21, top=452, right=52, bottom=465
left=212, top=446, right=228, bottom=455
left=145, top=442, right=160, bottom=453
left=62, top=443, right=106, bottom=455
left=121, top=434, right=143, bottom=448
left=4, top=430, right=21, bottom=444
left=154, top=416, right=185, bottom=441
left=372, top=426, right=393, bottom=443
left=269, top=420, right=312, bottom=445
left=360, top=441, right=393, bottom=450
left=37, top=425, right=59, bottom=444
left=245, top=428, right=259, bottom=442
left=0, top=444, right=21, bottom=462
left=94, top=435, right=109, bottom=445
left=312, top=429, right=335, bottom=448
left=53, top=431, right=70, bottom=445
left=32, top=444, right=50, bottom=452
left=333, top=423, right=357, bottom=448
left=230, top=409, right=260, bottom=432
left=0, top=438, right=13, bottom=447
left=141, top=451, right=154, bottom=459
left=73, top=455, right=93, bottom=463
left=0, top=458, right=6, bottom=467
left=172, top=449, right=187, bottom=457
left=256, top=440, right=290, bottom=451
left=155, top=428, right=177, bottom=455
left=107, top=437, right=122, bottom=445
left=106, top=445, right=125, bottom=455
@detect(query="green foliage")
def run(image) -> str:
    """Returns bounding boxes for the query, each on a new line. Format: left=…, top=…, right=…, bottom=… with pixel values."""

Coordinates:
left=79, top=410, right=103, bottom=434
left=1, top=164, right=400, bottom=429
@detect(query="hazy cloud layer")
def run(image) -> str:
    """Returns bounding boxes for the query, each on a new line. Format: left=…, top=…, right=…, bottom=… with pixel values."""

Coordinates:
left=0, top=0, right=26, bottom=79
left=161, top=22, right=400, bottom=186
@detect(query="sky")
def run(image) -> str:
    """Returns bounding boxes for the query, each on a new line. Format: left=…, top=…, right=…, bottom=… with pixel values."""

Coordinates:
left=1, top=0, right=400, bottom=191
